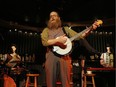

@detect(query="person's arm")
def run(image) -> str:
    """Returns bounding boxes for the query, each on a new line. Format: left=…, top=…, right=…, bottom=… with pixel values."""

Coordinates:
left=64, top=26, right=95, bottom=40
left=64, top=26, right=83, bottom=40
left=47, top=35, right=67, bottom=45
left=82, top=20, right=101, bottom=37
left=100, top=53, right=105, bottom=65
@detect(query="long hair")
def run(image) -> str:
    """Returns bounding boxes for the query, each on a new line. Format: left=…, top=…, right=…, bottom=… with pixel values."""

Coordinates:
left=8, top=44, right=17, bottom=53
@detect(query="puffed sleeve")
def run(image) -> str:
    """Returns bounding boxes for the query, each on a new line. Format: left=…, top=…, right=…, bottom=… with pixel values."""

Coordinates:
left=41, top=28, right=49, bottom=46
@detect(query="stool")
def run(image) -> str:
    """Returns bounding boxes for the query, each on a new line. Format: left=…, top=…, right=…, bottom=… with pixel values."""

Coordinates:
left=25, top=74, right=39, bottom=87
left=83, top=73, right=96, bottom=87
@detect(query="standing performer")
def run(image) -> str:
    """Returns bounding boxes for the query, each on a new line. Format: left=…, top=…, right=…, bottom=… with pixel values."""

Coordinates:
left=41, top=11, right=101, bottom=87
left=4, top=44, right=25, bottom=87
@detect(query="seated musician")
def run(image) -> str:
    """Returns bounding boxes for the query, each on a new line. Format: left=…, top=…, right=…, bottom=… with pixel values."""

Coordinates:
left=5, top=44, right=21, bottom=69
left=4, top=44, right=26, bottom=87
left=100, top=44, right=114, bottom=67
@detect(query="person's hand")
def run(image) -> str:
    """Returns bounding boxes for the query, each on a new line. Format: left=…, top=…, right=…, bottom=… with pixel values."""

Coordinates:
left=92, top=21, right=100, bottom=30
left=57, top=35, right=67, bottom=44
left=54, top=35, right=67, bottom=49
left=92, top=20, right=103, bottom=30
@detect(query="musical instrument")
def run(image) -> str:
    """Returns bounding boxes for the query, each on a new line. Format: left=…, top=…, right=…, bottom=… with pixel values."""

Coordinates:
left=6, top=54, right=21, bottom=68
left=53, top=20, right=103, bottom=56
left=3, top=74, right=16, bottom=87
